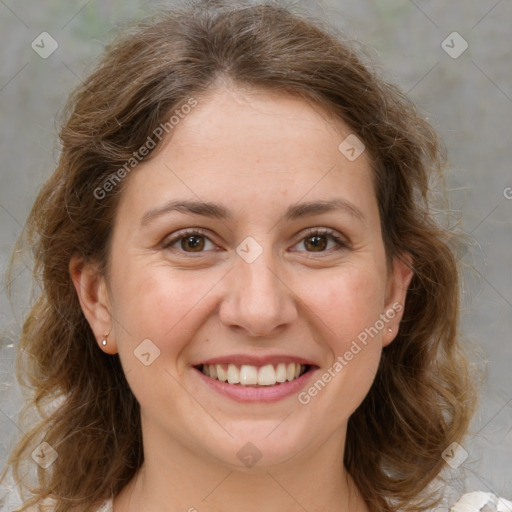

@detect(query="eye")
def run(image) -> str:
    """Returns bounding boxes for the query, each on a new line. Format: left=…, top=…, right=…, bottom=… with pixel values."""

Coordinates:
left=290, top=228, right=349, bottom=253
left=162, top=229, right=217, bottom=253
left=162, top=227, right=350, bottom=255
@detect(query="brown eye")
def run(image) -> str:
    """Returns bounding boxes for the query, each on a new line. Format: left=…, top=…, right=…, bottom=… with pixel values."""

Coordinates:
left=290, top=228, right=349, bottom=254
left=180, top=235, right=205, bottom=252
left=163, top=230, right=216, bottom=253
left=304, top=234, right=328, bottom=252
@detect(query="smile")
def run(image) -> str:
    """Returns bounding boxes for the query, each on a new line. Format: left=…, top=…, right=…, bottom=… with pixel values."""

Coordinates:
left=192, top=355, right=318, bottom=402
left=199, top=362, right=309, bottom=386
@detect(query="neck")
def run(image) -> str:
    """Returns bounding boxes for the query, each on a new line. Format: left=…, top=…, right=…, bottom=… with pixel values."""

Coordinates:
left=114, top=421, right=369, bottom=512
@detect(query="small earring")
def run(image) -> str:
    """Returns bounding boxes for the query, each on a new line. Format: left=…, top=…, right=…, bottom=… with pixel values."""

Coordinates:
left=387, top=327, right=393, bottom=333
left=101, top=330, right=111, bottom=347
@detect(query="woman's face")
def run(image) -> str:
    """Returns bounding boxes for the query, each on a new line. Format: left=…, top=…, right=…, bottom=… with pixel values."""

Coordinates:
left=77, top=86, right=412, bottom=471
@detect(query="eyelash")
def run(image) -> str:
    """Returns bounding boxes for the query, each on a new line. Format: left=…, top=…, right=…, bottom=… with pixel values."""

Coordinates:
left=161, top=227, right=350, bottom=255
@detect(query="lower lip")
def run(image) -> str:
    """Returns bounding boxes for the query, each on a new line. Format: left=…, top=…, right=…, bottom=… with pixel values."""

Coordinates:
left=194, top=367, right=317, bottom=403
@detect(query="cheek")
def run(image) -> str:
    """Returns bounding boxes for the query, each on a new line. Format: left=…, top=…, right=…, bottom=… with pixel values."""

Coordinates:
left=305, top=263, right=387, bottom=343
left=297, top=268, right=386, bottom=418
left=109, top=259, right=221, bottom=356
left=108, top=265, right=208, bottom=403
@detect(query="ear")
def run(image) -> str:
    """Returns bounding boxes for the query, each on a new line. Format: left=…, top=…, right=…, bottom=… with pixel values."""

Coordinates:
left=69, top=254, right=118, bottom=354
left=382, top=252, right=414, bottom=347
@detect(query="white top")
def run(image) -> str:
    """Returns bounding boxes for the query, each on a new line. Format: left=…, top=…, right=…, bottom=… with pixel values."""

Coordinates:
left=96, top=500, right=113, bottom=512
left=92, top=492, right=512, bottom=511
left=451, top=492, right=512, bottom=512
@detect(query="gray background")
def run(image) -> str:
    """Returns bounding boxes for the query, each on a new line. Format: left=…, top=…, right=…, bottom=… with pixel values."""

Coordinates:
left=0, top=0, right=511, bottom=509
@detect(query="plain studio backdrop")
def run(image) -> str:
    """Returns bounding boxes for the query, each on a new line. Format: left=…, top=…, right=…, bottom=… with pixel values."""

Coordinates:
left=0, top=0, right=511, bottom=506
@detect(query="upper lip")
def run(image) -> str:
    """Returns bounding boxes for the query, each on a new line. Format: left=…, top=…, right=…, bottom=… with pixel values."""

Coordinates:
left=193, top=354, right=318, bottom=367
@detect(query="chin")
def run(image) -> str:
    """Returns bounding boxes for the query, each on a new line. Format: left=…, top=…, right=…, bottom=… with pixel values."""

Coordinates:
left=205, top=426, right=315, bottom=471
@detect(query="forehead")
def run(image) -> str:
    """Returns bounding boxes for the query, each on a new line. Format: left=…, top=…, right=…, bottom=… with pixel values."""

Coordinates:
left=116, top=86, right=377, bottom=224
left=164, top=85, right=360, bottom=166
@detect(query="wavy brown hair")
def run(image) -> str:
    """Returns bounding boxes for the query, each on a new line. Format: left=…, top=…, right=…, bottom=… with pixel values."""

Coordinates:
left=2, top=1, right=480, bottom=511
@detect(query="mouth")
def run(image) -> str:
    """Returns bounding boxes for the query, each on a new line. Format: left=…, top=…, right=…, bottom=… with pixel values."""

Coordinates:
left=194, top=362, right=312, bottom=387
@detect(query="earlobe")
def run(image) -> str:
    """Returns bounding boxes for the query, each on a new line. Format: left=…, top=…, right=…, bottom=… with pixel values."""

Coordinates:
left=382, top=252, right=414, bottom=347
left=69, top=254, right=117, bottom=354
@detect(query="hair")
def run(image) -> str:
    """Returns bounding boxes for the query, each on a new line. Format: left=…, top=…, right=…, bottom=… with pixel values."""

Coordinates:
left=2, top=1, right=480, bottom=511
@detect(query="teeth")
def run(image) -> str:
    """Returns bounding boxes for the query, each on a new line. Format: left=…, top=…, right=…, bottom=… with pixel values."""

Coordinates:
left=258, top=364, right=276, bottom=386
left=227, top=364, right=240, bottom=384
left=286, top=363, right=295, bottom=381
left=240, top=365, right=258, bottom=385
left=201, top=363, right=306, bottom=386
left=216, top=364, right=228, bottom=382
left=276, top=363, right=287, bottom=383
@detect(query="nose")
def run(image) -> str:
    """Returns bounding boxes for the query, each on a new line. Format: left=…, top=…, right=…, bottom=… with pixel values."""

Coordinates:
left=218, top=251, right=298, bottom=337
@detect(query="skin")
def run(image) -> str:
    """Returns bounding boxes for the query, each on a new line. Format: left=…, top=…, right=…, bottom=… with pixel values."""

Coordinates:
left=71, top=84, right=413, bottom=512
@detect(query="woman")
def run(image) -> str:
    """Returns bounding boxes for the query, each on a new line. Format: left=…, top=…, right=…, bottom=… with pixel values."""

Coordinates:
left=1, top=1, right=502, bottom=511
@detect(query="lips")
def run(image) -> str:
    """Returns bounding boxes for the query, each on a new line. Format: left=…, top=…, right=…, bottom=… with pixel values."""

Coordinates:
left=193, top=357, right=318, bottom=403
left=192, top=354, right=317, bottom=389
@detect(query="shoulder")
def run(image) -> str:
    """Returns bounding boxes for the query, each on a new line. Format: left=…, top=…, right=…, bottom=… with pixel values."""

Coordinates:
left=451, top=492, right=512, bottom=511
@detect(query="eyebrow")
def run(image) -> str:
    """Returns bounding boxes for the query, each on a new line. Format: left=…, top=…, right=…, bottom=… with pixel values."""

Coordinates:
left=140, top=198, right=365, bottom=226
